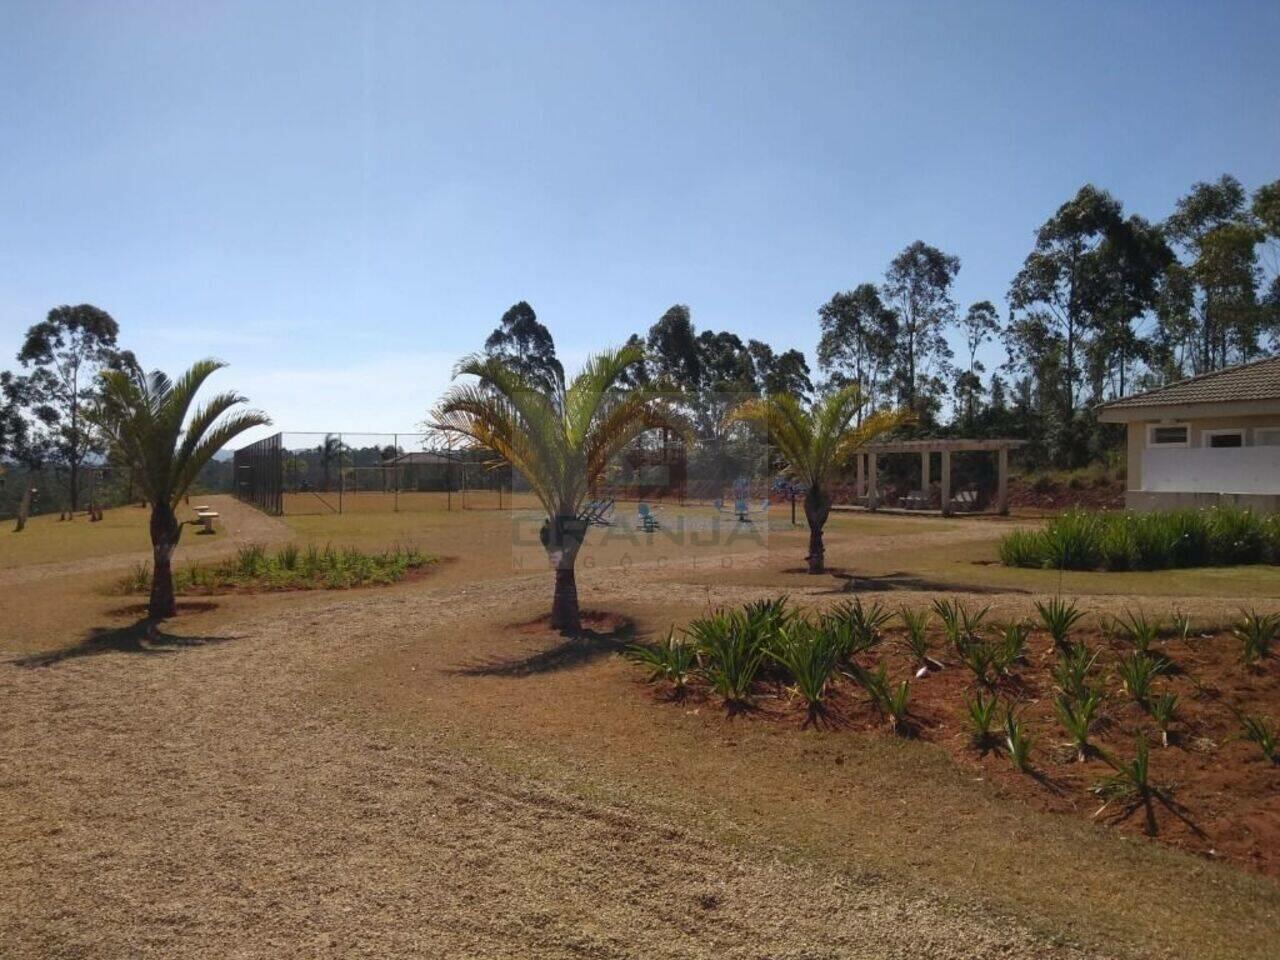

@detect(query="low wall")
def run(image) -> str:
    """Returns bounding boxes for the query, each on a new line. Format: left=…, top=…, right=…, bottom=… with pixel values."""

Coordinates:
left=1126, top=490, right=1280, bottom=514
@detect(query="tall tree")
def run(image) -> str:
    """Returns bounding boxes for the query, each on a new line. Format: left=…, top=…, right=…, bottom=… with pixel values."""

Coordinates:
left=16, top=305, right=123, bottom=511
left=728, top=386, right=911, bottom=574
left=957, top=300, right=999, bottom=427
left=883, top=242, right=959, bottom=418
left=1008, top=185, right=1122, bottom=416
left=1161, top=175, right=1267, bottom=372
left=89, top=360, right=269, bottom=619
left=816, top=284, right=898, bottom=415
left=1, top=371, right=54, bottom=531
left=431, top=346, right=689, bottom=632
left=747, top=340, right=813, bottom=399
left=483, top=301, right=564, bottom=393
left=645, top=305, right=702, bottom=391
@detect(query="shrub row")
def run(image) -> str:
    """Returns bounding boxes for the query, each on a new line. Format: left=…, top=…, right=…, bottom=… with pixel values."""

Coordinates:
left=119, top=542, right=433, bottom=593
left=999, top=507, right=1280, bottom=571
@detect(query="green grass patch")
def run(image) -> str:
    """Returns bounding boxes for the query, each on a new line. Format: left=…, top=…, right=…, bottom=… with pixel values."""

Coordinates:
left=1000, top=507, right=1280, bottom=572
left=117, top=542, right=435, bottom=594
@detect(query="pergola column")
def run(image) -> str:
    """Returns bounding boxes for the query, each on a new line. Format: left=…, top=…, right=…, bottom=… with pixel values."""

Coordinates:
left=867, top=453, right=879, bottom=510
left=940, top=450, right=952, bottom=517
left=996, top=446, right=1009, bottom=515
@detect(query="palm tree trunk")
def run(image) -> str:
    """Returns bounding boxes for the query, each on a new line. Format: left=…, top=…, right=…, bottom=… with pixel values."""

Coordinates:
left=804, top=485, right=832, bottom=574
left=149, top=502, right=182, bottom=619
left=543, top=514, right=586, bottom=633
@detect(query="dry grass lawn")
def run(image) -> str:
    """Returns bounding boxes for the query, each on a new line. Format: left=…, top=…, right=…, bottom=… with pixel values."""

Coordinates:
left=2, top=496, right=1279, bottom=958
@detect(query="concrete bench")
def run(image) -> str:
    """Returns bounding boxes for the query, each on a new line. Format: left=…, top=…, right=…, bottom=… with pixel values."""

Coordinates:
left=194, top=510, right=219, bottom=534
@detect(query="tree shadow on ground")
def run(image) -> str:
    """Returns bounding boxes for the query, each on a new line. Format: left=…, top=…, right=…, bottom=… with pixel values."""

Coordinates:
left=821, top=570, right=1029, bottom=596
left=454, top=617, right=636, bottom=678
left=13, top=619, right=238, bottom=668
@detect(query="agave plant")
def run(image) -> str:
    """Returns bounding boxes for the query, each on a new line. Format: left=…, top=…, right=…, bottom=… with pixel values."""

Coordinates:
left=768, top=619, right=841, bottom=722
left=627, top=629, right=698, bottom=696
left=856, top=662, right=910, bottom=735
left=956, top=636, right=998, bottom=687
left=962, top=690, right=1000, bottom=751
left=1114, top=608, right=1159, bottom=654
left=1241, top=714, right=1278, bottom=764
left=838, top=597, right=893, bottom=654
left=898, top=607, right=942, bottom=673
left=1051, top=644, right=1099, bottom=703
left=1093, top=737, right=1159, bottom=832
left=689, top=610, right=766, bottom=708
left=1150, top=691, right=1178, bottom=747
left=993, top=621, right=1030, bottom=676
left=1116, top=651, right=1165, bottom=709
left=1003, top=706, right=1033, bottom=772
left=1170, top=610, right=1194, bottom=644
left=1054, top=690, right=1101, bottom=762
left=1233, top=608, right=1279, bottom=665
left=1035, top=596, right=1086, bottom=653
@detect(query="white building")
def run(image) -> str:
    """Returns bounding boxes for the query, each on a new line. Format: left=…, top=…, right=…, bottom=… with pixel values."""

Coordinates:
left=1097, top=356, right=1280, bottom=512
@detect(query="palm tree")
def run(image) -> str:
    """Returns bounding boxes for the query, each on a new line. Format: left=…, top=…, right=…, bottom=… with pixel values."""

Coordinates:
left=90, top=360, right=269, bottom=620
left=430, top=345, right=687, bottom=633
left=727, top=385, right=912, bottom=574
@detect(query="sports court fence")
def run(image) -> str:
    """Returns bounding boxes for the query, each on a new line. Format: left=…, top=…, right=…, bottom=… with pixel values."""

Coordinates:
left=233, top=432, right=512, bottom=516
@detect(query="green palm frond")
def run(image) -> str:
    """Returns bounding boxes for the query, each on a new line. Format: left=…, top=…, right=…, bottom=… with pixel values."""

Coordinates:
left=431, top=344, right=688, bottom=521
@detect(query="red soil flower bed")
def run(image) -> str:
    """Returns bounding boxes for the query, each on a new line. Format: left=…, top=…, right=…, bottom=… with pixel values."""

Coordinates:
left=640, top=625, right=1280, bottom=876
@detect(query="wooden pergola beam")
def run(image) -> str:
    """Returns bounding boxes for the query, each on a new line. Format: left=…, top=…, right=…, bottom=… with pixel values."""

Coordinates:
left=862, top=438, right=1025, bottom=454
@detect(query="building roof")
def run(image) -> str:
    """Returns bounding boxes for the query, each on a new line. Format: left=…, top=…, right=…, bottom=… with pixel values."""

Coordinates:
left=389, top=451, right=457, bottom=465
left=1098, top=356, right=1280, bottom=413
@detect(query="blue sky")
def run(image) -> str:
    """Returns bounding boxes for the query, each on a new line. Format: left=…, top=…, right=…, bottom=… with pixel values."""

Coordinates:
left=2, top=1, right=1277, bottom=443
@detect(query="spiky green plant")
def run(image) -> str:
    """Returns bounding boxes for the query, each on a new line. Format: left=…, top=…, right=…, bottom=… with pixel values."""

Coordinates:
left=1116, top=651, right=1165, bottom=709
left=832, top=597, right=892, bottom=655
left=725, top=386, right=913, bottom=573
left=855, top=662, right=910, bottom=735
left=1003, top=706, right=1033, bottom=772
left=1051, top=644, right=1099, bottom=703
left=962, top=690, right=999, bottom=750
left=993, top=621, right=1029, bottom=676
left=898, top=607, right=940, bottom=672
left=1115, top=608, right=1159, bottom=654
left=1150, top=691, right=1178, bottom=747
left=1241, top=714, right=1278, bottom=764
left=1093, top=737, right=1158, bottom=831
left=880, top=679, right=911, bottom=736
left=768, top=620, right=841, bottom=721
left=1232, top=608, right=1279, bottom=665
left=431, top=345, right=691, bottom=632
left=1035, top=596, right=1086, bottom=652
left=1054, top=690, right=1101, bottom=762
left=89, top=359, right=270, bottom=619
left=932, top=598, right=963, bottom=647
left=956, top=636, right=997, bottom=687
left=689, top=610, right=766, bottom=707
left=1170, top=610, right=1193, bottom=644
left=628, top=629, right=698, bottom=695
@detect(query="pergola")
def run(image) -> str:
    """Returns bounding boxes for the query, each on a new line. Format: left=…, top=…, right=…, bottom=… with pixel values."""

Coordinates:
left=851, top=438, right=1025, bottom=516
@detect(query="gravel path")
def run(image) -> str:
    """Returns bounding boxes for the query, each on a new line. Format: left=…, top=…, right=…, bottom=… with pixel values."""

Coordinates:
left=0, top=568, right=1108, bottom=960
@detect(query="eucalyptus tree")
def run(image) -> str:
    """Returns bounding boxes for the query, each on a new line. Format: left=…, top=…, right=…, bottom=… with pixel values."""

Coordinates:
left=90, top=360, right=269, bottom=619
left=883, top=242, right=959, bottom=419
left=484, top=301, right=565, bottom=394
left=16, top=304, right=126, bottom=511
left=727, top=385, right=912, bottom=575
left=430, top=345, right=689, bottom=633
left=816, top=283, right=898, bottom=416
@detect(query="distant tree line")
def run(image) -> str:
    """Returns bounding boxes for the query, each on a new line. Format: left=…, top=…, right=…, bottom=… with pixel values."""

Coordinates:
left=479, top=174, right=1280, bottom=472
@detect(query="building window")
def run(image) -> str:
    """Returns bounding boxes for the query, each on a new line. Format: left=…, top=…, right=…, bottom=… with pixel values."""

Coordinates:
left=1203, top=430, right=1244, bottom=449
left=1147, top=424, right=1189, bottom=447
left=1255, top=428, right=1280, bottom=446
